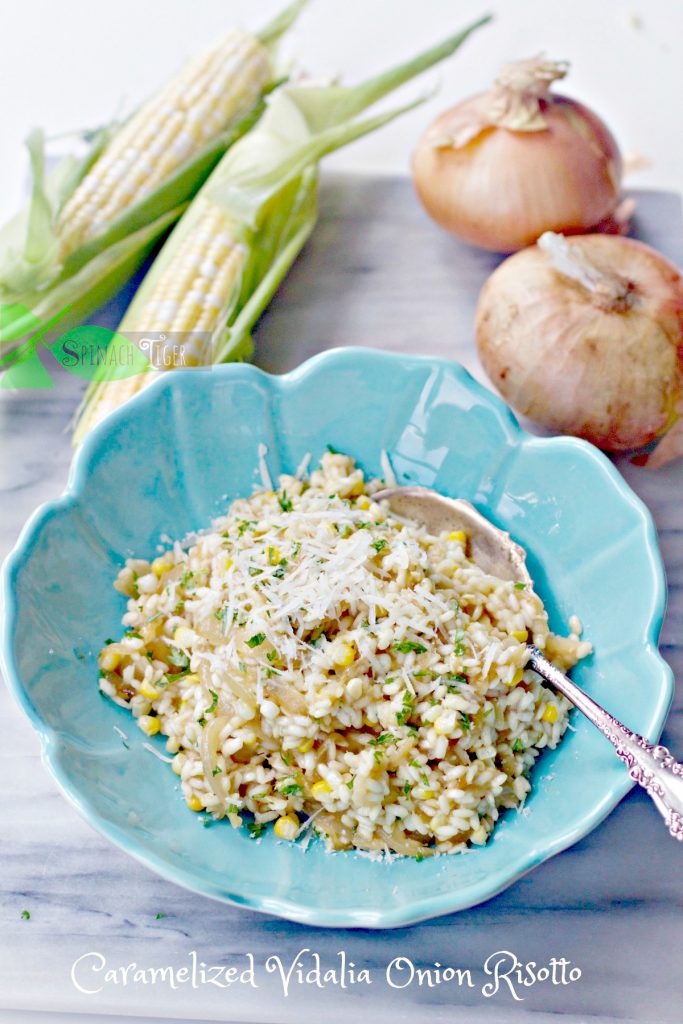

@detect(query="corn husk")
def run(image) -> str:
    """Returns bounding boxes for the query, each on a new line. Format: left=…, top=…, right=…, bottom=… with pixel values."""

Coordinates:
left=0, top=1, right=308, bottom=358
left=73, top=15, right=491, bottom=441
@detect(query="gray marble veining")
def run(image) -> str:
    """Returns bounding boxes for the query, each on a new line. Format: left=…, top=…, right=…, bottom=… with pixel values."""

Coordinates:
left=1, top=177, right=681, bottom=1023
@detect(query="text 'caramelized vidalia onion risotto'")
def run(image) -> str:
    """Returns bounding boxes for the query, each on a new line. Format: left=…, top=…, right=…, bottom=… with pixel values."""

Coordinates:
left=98, top=452, right=591, bottom=858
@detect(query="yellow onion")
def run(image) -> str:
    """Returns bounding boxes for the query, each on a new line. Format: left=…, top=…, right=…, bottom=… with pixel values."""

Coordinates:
left=412, top=57, right=623, bottom=252
left=475, top=232, right=683, bottom=466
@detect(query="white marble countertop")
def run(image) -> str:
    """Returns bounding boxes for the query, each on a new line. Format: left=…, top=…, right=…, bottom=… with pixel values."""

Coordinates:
left=1, top=176, right=682, bottom=1023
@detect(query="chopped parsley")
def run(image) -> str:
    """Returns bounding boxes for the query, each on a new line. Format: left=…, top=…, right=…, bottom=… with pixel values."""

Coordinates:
left=279, top=782, right=303, bottom=796
left=247, top=633, right=265, bottom=648
left=346, top=778, right=354, bottom=789
left=237, top=519, right=256, bottom=537
left=21, top=910, right=30, bottom=921
left=266, top=650, right=279, bottom=663
left=291, top=541, right=302, bottom=558
left=179, top=570, right=194, bottom=589
left=372, top=539, right=388, bottom=552
left=459, top=712, right=471, bottom=732
left=215, top=606, right=227, bottom=622
left=247, top=822, right=266, bottom=839
left=403, top=781, right=412, bottom=796
left=160, top=667, right=191, bottom=685
left=444, top=673, right=467, bottom=693
left=369, top=732, right=398, bottom=747
left=205, top=690, right=218, bottom=715
left=226, top=804, right=239, bottom=815
left=393, top=640, right=427, bottom=655
left=326, top=444, right=340, bottom=454
left=396, top=690, right=415, bottom=726
left=282, top=752, right=292, bottom=766
left=369, top=733, right=397, bottom=764
left=278, top=491, right=293, bottom=513
left=273, top=559, right=288, bottom=579
left=212, top=766, right=223, bottom=776
left=514, top=582, right=527, bottom=590
left=154, top=912, right=166, bottom=920
left=453, top=630, right=466, bottom=657
left=512, top=738, right=525, bottom=753
left=248, top=566, right=263, bottom=577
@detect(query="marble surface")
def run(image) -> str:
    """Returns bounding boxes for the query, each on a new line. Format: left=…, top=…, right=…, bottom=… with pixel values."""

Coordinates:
left=1, top=176, right=682, bottom=1024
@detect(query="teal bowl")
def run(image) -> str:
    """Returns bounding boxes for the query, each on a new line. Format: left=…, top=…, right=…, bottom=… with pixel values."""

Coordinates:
left=1, top=348, right=673, bottom=928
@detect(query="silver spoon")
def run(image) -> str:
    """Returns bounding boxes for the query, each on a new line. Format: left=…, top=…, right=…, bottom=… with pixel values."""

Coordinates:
left=375, top=485, right=683, bottom=840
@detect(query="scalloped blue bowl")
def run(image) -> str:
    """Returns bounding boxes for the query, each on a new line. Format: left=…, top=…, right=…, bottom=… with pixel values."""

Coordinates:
left=1, top=349, right=673, bottom=928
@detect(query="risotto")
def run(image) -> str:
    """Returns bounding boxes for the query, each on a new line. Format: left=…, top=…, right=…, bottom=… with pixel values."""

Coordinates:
left=98, top=452, right=591, bottom=857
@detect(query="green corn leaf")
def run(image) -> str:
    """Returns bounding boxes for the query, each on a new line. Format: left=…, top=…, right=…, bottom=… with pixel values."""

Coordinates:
left=257, top=0, right=309, bottom=50
left=0, top=124, right=116, bottom=297
left=24, top=130, right=57, bottom=265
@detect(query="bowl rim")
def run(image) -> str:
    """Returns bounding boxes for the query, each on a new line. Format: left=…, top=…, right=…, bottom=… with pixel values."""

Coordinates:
left=0, top=347, right=673, bottom=929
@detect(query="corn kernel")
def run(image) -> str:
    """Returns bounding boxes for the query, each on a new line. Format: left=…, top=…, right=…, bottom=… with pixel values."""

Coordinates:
left=542, top=703, right=559, bottom=724
left=152, top=556, right=172, bottom=577
left=357, top=495, right=371, bottom=510
left=349, top=479, right=364, bottom=496
left=186, top=793, right=204, bottom=812
left=333, top=642, right=355, bottom=667
left=140, top=682, right=160, bottom=700
left=223, top=557, right=233, bottom=571
left=274, top=814, right=299, bottom=840
left=507, top=667, right=525, bottom=688
left=267, top=547, right=280, bottom=566
left=138, top=715, right=160, bottom=736
left=422, top=789, right=435, bottom=800
left=448, top=530, right=467, bottom=542
left=512, top=630, right=528, bottom=643
left=470, top=825, right=488, bottom=846
left=173, top=626, right=194, bottom=647
left=99, top=649, right=121, bottom=672
left=311, top=779, right=332, bottom=798
left=297, top=738, right=314, bottom=753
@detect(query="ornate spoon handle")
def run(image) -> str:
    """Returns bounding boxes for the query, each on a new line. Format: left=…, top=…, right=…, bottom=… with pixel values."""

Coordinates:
left=528, top=646, right=683, bottom=840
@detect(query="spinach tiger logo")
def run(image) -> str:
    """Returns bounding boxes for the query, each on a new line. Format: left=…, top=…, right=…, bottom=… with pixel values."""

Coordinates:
left=0, top=303, right=150, bottom=389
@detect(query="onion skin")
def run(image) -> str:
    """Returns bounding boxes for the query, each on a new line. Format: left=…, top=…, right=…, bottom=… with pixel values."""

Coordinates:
left=475, top=235, right=683, bottom=458
left=412, top=94, right=622, bottom=253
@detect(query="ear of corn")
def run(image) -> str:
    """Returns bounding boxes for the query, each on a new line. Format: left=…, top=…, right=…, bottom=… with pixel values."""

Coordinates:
left=56, top=30, right=272, bottom=257
left=72, top=15, right=491, bottom=443
left=0, top=1, right=308, bottom=360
